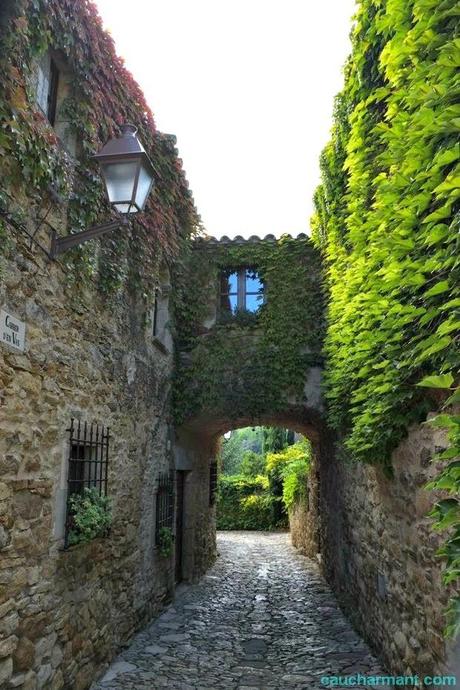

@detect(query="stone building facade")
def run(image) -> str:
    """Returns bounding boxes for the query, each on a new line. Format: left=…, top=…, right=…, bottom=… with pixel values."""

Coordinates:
left=0, top=2, right=215, bottom=689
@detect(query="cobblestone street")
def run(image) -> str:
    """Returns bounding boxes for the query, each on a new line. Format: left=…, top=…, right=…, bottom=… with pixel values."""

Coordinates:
left=92, top=532, right=384, bottom=689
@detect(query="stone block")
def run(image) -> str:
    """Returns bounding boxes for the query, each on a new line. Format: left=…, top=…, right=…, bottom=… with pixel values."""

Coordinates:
left=0, top=657, right=13, bottom=685
left=13, top=637, right=35, bottom=672
left=10, top=673, right=26, bottom=687
left=13, top=492, right=44, bottom=521
left=0, top=635, right=18, bottom=658
left=2, top=611, right=19, bottom=637
left=0, top=483, right=12, bottom=502
left=19, top=612, right=48, bottom=641
left=36, top=663, right=52, bottom=689
left=22, top=670, right=37, bottom=690
left=0, top=525, right=11, bottom=549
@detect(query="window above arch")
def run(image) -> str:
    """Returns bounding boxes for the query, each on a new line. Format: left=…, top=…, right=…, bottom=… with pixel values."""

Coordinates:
left=220, top=268, right=264, bottom=314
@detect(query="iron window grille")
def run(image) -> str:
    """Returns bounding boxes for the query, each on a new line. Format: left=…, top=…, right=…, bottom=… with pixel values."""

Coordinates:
left=209, top=462, right=218, bottom=505
left=220, top=268, right=264, bottom=314
left=65, top=419, right=110, bottom=546
left=155, top=471, right=174, bottom=545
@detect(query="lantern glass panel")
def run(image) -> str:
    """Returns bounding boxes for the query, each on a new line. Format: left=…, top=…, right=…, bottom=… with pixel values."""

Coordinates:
left=135, top=162, right=154, bottom=211
left=102, top=160, right=138, bottom=210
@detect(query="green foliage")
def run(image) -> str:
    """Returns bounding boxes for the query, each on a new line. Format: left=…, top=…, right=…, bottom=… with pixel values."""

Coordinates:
left=262, top=427, right=294, bottom=454
left=265, top=440, right=312, bottom=511
left=313, top=0, right=460, bottom=636
left=282, top=460, right=310, bottom=512
left=240, top=450, right=266, bottom=477
left=216, top=474, right=285, bottom=530
left=157, top=527, right=175, bottom=558
left=220, top=427, right=264, bottom=475
left=67, top=488, right=112, bottom=546
left=421, top=376, right=460, bottom=638
left=265, top=438, right=311, bottom=474
left=173, top=237, right=325, bottom=425
left=218, top=430, right=306, bottom=528
left=312, top=0, right=460, bottom=471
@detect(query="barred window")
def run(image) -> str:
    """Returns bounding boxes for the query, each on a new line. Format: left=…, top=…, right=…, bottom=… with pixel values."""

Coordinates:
left=209, top=462, right=218, bottom=505
left=65, top=419, right=110, bottom=546
left=155, top=472, right=174, bottom=545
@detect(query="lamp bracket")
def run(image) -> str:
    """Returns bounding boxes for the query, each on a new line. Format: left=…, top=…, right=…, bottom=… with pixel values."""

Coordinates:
left=50, top=216, right=129, bottom=259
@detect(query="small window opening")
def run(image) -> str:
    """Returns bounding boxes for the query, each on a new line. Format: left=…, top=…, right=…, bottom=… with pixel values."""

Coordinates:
left=35, top=51, right=60, bottom=125
left=220, top=268, right=264, bottom=314
left=155, top=472, right=174, bottom=545
left=65, top=419, right=110, bottom=546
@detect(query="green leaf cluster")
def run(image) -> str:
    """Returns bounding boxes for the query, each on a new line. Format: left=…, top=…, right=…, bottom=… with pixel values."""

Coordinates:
left=67, top=488, right=112, bottom=546
left=312, top=0, right=460, bottom=469
left=313, top=0, right=460, bottom=637
left=419, top=375, right=460, bottom=638
left=216, top=474, right=285, bottom=530
left=157, top=526, right=175, bottom=558
left=266, top=440, right=312, bottom=512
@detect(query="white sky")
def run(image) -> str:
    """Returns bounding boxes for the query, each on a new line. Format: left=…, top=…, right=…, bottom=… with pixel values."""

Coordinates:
left=94, top=0, right=356, bottom=238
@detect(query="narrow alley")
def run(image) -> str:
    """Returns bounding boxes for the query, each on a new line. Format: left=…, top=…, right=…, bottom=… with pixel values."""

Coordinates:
left=92, top=532, right=384, bottom=690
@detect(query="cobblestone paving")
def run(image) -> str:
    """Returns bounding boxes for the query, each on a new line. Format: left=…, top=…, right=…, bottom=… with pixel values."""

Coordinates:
left=93, top=531, right=384, bottom=689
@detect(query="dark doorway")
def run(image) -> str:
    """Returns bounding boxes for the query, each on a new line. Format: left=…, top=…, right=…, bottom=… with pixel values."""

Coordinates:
left=175, top=471, right=185, bottom=583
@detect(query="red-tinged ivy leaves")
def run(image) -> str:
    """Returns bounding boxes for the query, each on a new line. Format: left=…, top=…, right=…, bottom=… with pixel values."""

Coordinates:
left=0, top=0, right=200, bottom=296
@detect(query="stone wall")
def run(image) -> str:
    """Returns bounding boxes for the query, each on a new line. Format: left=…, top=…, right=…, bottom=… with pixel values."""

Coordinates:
left=173, top=429, right=217, bottom=582
left=288, top=456, right=320, bottom=560
left=318, top=421, right=454, bottom=678
left=0, top=228, right=180, bottom=689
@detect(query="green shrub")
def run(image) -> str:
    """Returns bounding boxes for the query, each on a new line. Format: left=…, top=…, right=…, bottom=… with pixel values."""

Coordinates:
left=282, top=459, right=310, bottom=512
left=217, top=474, right=284, bottom=530
left=67, top=488, right=112, bottom=546
left=240, top=450, right=266, bottom=477
left=266, top=439, right=311, bottom=514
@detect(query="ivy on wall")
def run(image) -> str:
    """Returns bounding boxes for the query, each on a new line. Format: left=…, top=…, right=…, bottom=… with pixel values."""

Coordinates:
left=0, top=0, right=199, bottom=296
left=312, top=0, right=459, bottom=469
left=418, top=374, right=460, bottom=639
left=312, top=0, right=459, bottom=634
left=172, top=236, right=325, bottom=425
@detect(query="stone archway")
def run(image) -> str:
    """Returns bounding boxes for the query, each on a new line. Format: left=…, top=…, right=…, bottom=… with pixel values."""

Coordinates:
left=173, top=402, right=327, bottom=582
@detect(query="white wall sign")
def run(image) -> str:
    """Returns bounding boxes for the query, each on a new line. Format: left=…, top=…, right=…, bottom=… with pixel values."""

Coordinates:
left=1, top=309, right=26, bottom=352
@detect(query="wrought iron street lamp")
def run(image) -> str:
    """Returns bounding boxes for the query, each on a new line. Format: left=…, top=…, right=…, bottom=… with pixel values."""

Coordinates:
left=94, top=124, right=155, bottom=214
left=50, top=124, right=155, bottom=258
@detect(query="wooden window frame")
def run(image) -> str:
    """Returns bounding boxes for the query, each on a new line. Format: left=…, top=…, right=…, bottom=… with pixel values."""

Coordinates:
left=220, top=268, right=264, bottom=313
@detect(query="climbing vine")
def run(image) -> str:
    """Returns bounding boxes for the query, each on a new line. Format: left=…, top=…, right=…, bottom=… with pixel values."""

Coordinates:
left=0, top=0, right=199, bottom=297
left=312, top=0, right=459, bottom=469
left=172, top=236, right=325, bottom=425
left=417, top=375, right=460, bottom=639
left=313, top=0, right=459, bottom=634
